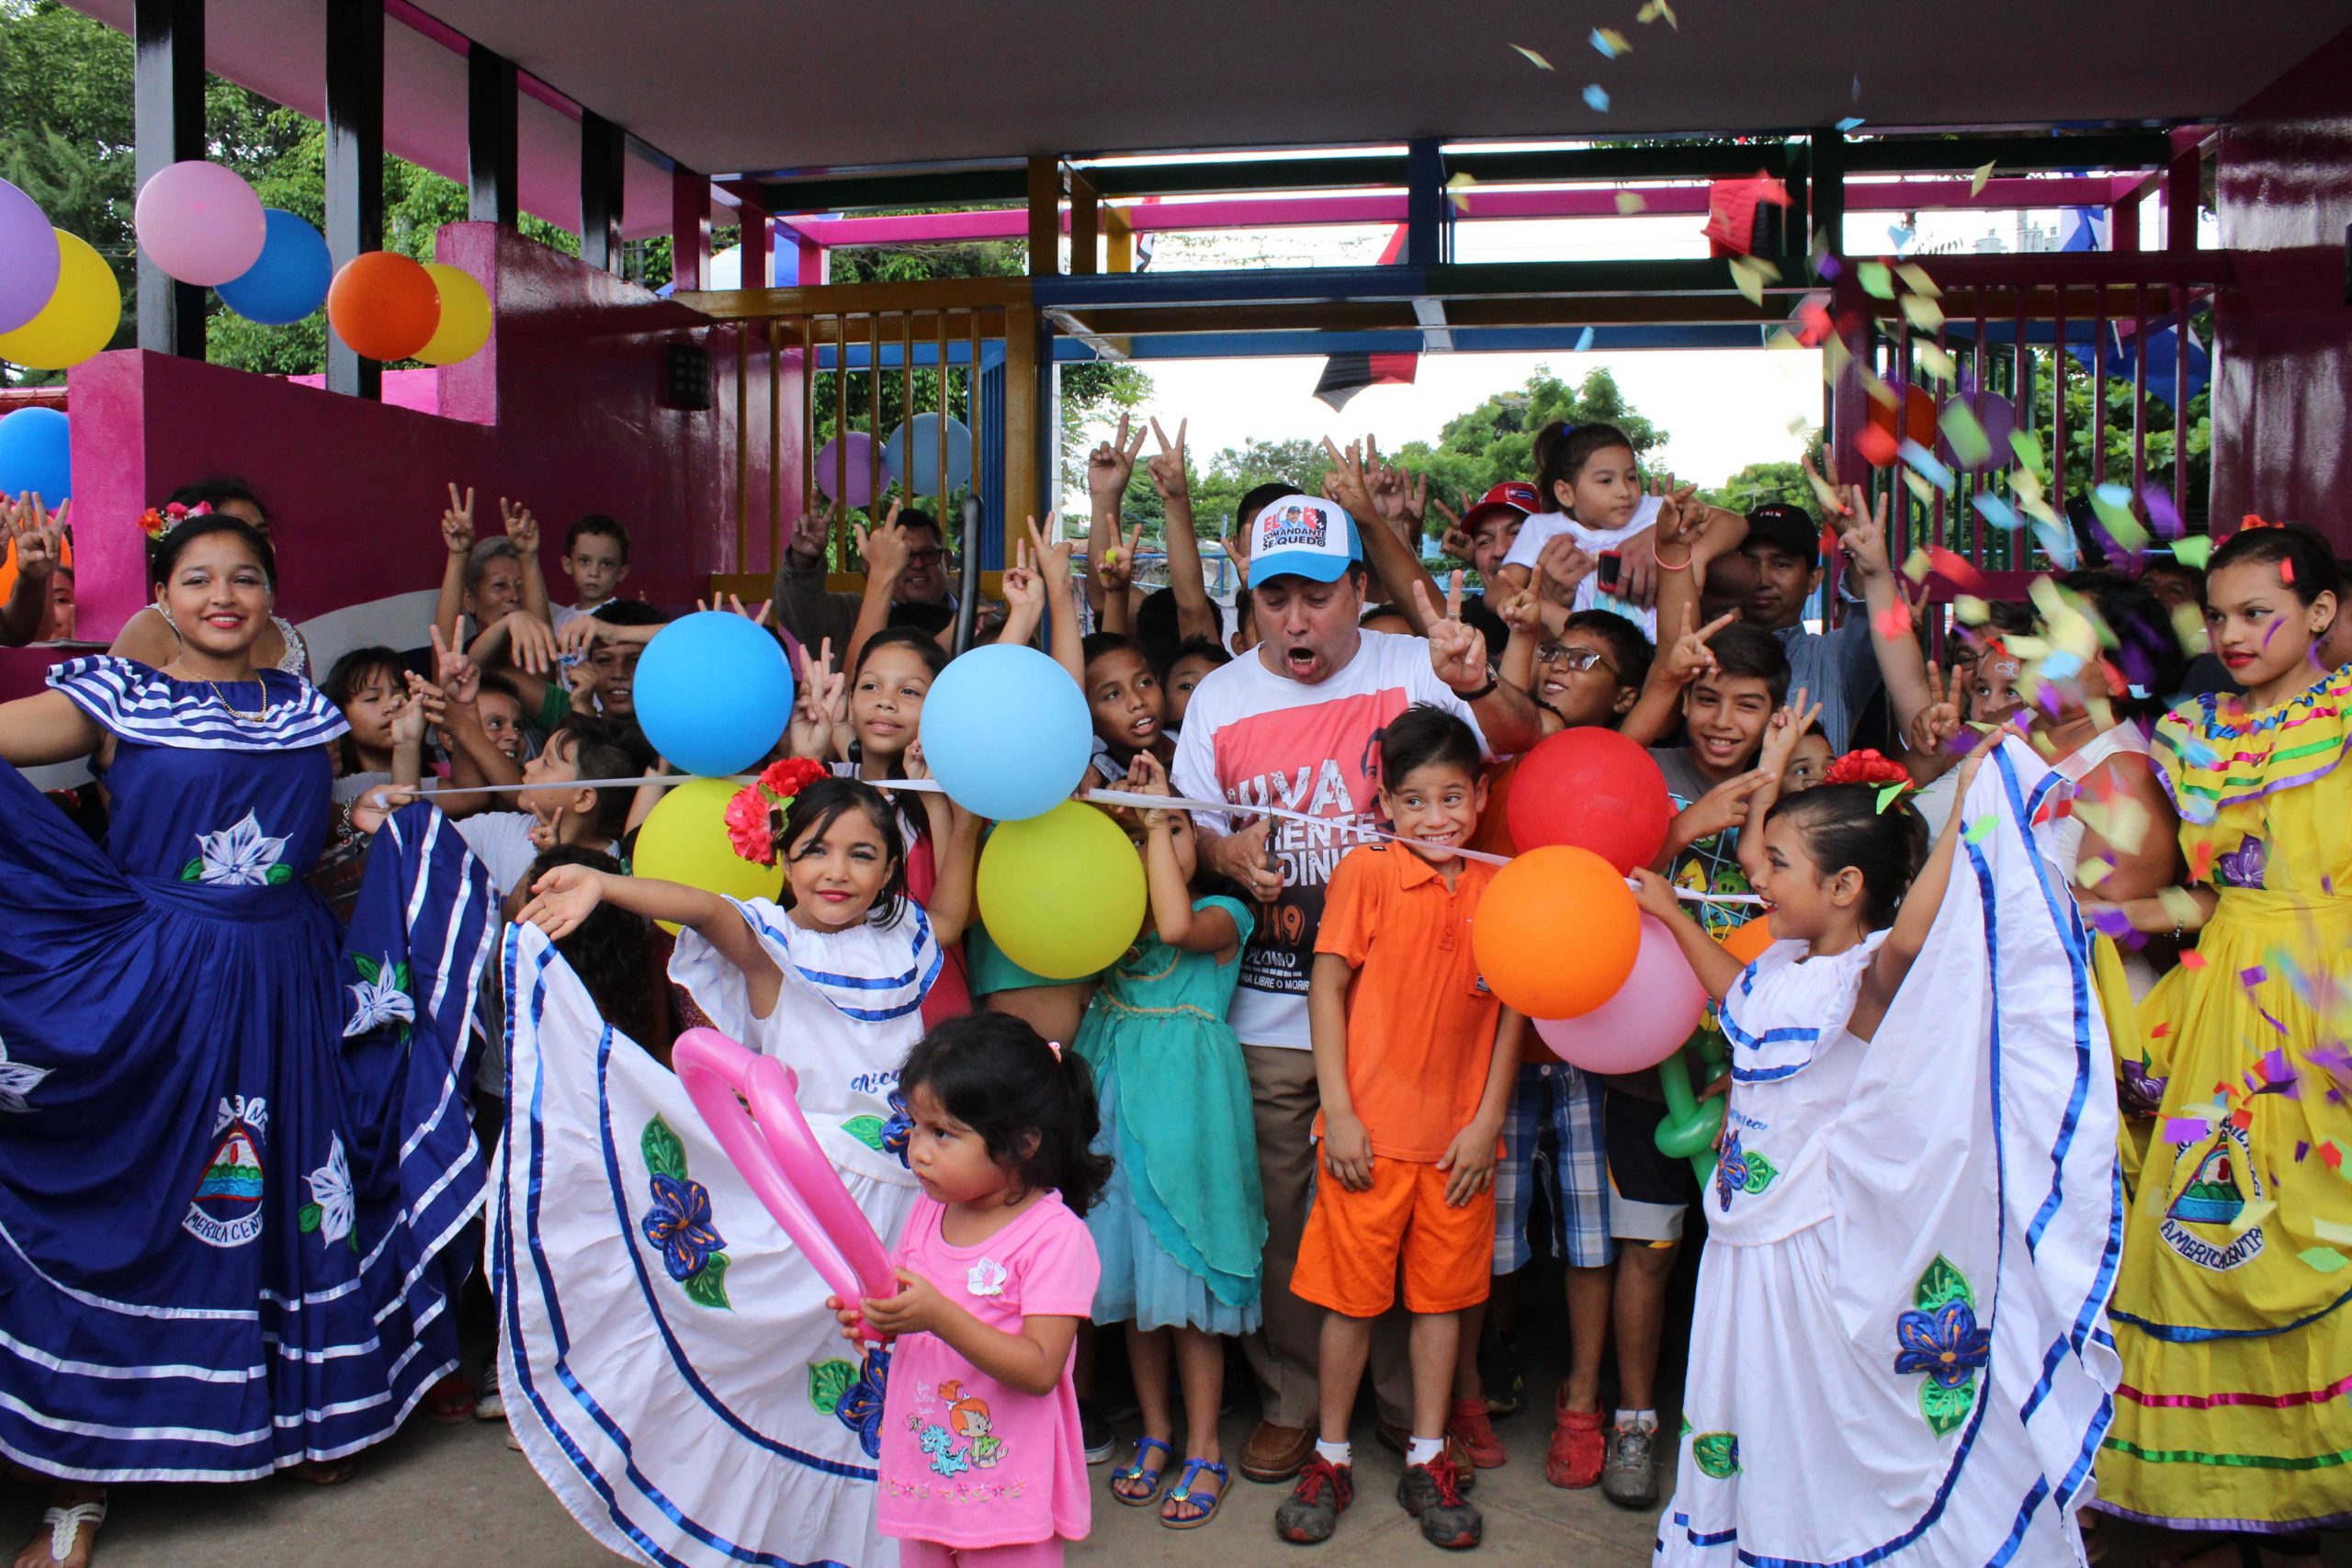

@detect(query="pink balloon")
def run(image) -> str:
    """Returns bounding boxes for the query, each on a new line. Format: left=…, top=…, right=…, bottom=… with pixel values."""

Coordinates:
left=673, top=1028, right=899, bottom=1335
left=1532, top=916, right=1708, bottom=1075
left=814, top=431, right=881, bottom=508
left=134, top=161, right=266, bottom=287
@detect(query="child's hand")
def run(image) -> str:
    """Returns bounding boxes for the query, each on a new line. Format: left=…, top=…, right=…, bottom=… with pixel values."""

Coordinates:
left=565, top=656, right=603, bottom=713
left=402, top=671, right=447, bottom=739
left=528, top=804, right=566, bottom=852
left=1758, top=686, right=1821, bottom=776
left=1087, top=414, right=1146, bottom=506
left=557, top=614, right=611, bottom=660
left=1126, top=751, right=1173, bottom=829
left=1950, top=717, right=2017, bottom=797
left=504, top=609, right=560, bottom=675
left=1905, top=663, right=1965, bottom=764
left=1144, top=417, right=1191, bottom=504
left=1535, top=535, right=1598, bottom=605
left=500, top=497, right=540, bottom=555
left=858, top=1268, right=944, bottom=1338
left=826, top=1293, right=865, bottom=1345
left=1649, top=473, right=1717, bottom=562
left=1022, top=512, right=1074, bottom=584
left=350, top=786, right=421, bottom=837
left=1097, top=521, right=1144, bottom=594
left=516, top=863, right=604, bottom=938
left=430, top=625, right=480, bottom=705
left=4, top=492, right=62, bottom=584
left=999, top=540, right=1046, bottom=615
left=1497, top=587, right=1546, bottom=639
left=1321, top=1111, right=1374, bottom=1193
left=1627, top=866, right=1683, bottom=923
left=1677, top=768, right=1777, bottom=843
left=1436, top=1120, right=1499, bottom=1207
left=1831, top=481, right=1892, bottom=583
left=1658, top=605, right=1738, bottom=689
left=441, top=483, right=476, bottom=556
left=790, top=639, right=846, bottom=761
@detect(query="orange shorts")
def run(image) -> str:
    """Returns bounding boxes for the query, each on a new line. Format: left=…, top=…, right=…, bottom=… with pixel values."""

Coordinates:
left=1293, top=1156, right=1495, bottom=1317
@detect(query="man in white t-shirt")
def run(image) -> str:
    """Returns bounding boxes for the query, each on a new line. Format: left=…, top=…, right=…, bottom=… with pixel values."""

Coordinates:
left=1172, top=494, right=1544, bottom=1483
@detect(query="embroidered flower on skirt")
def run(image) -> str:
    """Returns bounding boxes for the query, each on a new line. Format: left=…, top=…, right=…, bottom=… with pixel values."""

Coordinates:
left=642, top=1171, right=727, bottom=1282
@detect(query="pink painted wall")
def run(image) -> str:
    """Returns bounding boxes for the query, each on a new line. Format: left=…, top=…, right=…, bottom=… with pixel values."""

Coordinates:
left=2, top=222, right=800, bottom=698
left=2211, top=22, right=2352, bottom=549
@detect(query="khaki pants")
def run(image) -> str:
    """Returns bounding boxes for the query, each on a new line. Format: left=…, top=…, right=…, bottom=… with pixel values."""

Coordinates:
left=1242, top=1043, right=1415, bottom=1432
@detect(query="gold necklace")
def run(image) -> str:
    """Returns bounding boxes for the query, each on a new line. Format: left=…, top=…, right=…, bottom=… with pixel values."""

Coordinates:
left=205, top=676, right=270, bottom=723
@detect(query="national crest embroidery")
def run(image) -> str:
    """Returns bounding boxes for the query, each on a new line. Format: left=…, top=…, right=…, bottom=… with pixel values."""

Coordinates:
left=2159, top=1118, right=2267, bottom=1271
left=183, top=1095, right=269, bottom=1248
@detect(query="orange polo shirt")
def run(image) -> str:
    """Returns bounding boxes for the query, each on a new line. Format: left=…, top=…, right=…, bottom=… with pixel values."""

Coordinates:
left=1314, top=843, right=1505, bottom=1163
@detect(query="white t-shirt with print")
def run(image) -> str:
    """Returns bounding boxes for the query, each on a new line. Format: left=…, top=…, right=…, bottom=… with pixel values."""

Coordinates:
left=1500, top=495, right=1663, bottom=637
left=1171, top=630, right=1489, bottom=1050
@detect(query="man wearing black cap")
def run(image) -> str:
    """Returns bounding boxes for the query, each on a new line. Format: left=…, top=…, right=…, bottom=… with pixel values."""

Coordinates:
left=1731, top=502, right=1882, bottom=753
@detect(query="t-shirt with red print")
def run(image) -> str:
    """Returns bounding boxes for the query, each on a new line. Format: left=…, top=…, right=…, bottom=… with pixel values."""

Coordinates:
left=1171, top=631, right=1488, bottom=1049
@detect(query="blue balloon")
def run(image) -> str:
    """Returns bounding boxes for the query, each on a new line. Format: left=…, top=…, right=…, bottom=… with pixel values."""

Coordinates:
left=0, top=406, right=69, bottom=508
left=215, top=209, right=332, bottom=325
left=918, top=643, right=1091, bottom=821
left=882, top=413, right=975, bottom=496
left=633, top=612, right=795, bottom=778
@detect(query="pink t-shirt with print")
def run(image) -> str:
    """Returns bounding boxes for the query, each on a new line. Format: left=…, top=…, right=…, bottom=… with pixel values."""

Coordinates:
left=876, top=1191, right=1100, bottom=1550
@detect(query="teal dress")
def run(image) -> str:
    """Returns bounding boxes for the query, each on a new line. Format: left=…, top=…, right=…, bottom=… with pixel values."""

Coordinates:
left=1074, top=897, right=1264, bottom=1334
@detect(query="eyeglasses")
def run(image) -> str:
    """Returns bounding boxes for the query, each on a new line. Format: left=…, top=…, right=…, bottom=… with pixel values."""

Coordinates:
left=1534, top=643, right=1614, bottom=674
left=905, top=547, right=947, bottom=566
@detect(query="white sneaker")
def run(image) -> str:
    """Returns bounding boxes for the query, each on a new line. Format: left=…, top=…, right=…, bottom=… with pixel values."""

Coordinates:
left=475, top=1359, right=505, bottom=1421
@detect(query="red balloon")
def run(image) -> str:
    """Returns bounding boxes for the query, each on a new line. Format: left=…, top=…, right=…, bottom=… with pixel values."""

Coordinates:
left=1504, top=728, right=1671, bottom=875
left=326, top=251, right=439, bottom=362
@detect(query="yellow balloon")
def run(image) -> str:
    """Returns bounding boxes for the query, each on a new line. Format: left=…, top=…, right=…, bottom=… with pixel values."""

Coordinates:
left=976, top=801, right=1146, bottom=980
left=413, top=262, right=491, bottom=366
left=632, top=778, right=784, bottom=933
left=0, top=231, right=119, bottom=370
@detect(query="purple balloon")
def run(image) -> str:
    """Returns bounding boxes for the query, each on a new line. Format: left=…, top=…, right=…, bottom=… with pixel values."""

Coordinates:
left=814, top=431, right=881, bottom=508
left=0, top=178, right=61, bottom=336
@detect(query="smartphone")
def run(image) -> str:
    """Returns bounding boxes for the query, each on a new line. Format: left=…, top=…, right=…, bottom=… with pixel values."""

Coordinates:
left=1597, top=549, right=1623, bottom=592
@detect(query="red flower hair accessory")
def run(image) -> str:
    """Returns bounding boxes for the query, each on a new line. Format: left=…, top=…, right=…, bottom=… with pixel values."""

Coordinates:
left=724, top=757, right=831, bottom=866
left=1825, top=748, right=1917, bottom=815
left=137, top=499, right=212, bottom=540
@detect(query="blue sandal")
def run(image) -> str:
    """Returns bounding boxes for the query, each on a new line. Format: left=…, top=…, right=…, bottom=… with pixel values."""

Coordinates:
left=1160, top=1457, right=1229, bottom=1529
left=1111, top=1436, right=1172, bottom=1506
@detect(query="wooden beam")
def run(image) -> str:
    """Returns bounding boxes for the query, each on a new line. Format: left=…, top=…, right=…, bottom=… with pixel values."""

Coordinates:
left=1027, top=157, right=1061, bottom=276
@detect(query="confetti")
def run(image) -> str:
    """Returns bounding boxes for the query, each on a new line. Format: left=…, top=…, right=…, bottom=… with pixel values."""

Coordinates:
left=1858, top=261, right=1894, bottom=299
left=1583, top=83, right=1611, bottom=112
left=1574, top=326, right=1596, bottom=352
left=1955, top=594, right=1990, bottom=624
left=2300, top=1247, right=2349, bottom=1274
left=1901, top=547, right=1931, bottom=583
left=1591, top=27, right=1631, bottom=56
left=1615, top=190, right=1648, bottom=214
left=1917, top=344, right=1957, bottom=383
left=2241, top=965, right=2270, bottom=987
left=1971, top=160, right=1996, bottom=197
left=2144, top=487, right=2185, bottom=539
left=1511, top=43, right=1555, bottom=70
left=1899, top=438, right=1956, bottom=493
left=1838, top=116, right=1865, bottom=132
left=2010, top=431, right=2045, bottom=474
left=2171, top=535, right=2213, bottom=569
left=2319, top=1218, right=2352, bottom=1246
left=1856, top=422, right=1899, bottom=467
left=2324, top=1141, right=2346, bottom=1171
left=2163, top=1114, right=2212, bottom=1145
left=1446, top=172, right=1478, bottom=212
left=1962, top=816, right=1996, bottom=845
left=1874, top=782, right=1910, bottom=815
left=2092, top=482, right=2147, bottom=551
left=1901, top=468, right=1938, bottom=508
left=1900, top=294, right=1946, bottom=333
left=1804, top=462, right=1845, bottom=516
left=1928, top=545, right=1987, bottom=592
left=1971, top=492, right=2020, bottom=533
left=1874, top=603, right=1916, bottom=639
left=2156, top=886, right=2205, bottom=931
left=1895, top=264, right=1941, bottom=298
left=2078, top=858, right=2113, bottom=887
left=1635, top=0, right=1678, bottom=25
left=1729, top=254, right=1779, bottom=306
left=2281, top=557, right=2296, bottom=584
left=1939, top=400, right=1990, bottom=466
left=2031, top=518, right=2078, bottom=569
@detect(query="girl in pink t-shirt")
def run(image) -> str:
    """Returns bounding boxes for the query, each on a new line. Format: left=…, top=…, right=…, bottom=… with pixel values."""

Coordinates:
left=831, top=1014, right=1110, bottom=1567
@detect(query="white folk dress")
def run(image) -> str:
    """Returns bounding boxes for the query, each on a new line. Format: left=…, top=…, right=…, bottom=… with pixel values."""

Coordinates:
left=495, top=897, right=941, bottom=1568
left=1656, top=741, right=2123, bottom=1568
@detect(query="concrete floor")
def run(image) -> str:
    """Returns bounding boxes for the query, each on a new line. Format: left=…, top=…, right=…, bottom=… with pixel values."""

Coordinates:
left=7, top=1392, right=2342, bottom=1567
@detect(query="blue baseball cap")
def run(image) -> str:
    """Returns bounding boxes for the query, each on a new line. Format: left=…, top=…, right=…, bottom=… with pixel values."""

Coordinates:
left=1247, top=495, right=1362, bottom=584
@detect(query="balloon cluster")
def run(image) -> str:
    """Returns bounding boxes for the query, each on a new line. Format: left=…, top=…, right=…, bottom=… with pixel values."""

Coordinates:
left=628, top=614, right=797, bottom=913
left=814, top=415, right=976, bottom=507
left=0, top=176, right=119, bottom=371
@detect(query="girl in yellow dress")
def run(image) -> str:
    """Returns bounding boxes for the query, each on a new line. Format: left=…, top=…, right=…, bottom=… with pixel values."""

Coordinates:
left=2085, top=523, right=2350, bottom=1562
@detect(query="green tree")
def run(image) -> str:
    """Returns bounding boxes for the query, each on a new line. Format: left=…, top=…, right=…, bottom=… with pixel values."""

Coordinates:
left=1705, top=434, right=1823, bottom=515
left=1389, top=366, right=1668, bottom=515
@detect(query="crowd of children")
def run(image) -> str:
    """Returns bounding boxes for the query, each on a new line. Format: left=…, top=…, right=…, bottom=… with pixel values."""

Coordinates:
left=0, top=405, right=2346, bottom=1568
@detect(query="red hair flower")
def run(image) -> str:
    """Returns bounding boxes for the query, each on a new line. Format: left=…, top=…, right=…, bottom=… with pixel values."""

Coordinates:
left=725, top=757, right=831, bottom=866
left=137, top=499, right=212, bottom=540
left=1826, top=748, right=1918, bottom=815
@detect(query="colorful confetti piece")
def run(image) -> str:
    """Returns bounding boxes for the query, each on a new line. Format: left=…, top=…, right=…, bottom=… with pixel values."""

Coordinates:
left=1583, top=84, right=1611, bottom=112
left=2010, top=431, right=2045, bottom=474
left=1971, top=492, right=2019, bottom=533
left=1591, top=27, right=1631, bottom=56
left=2143, top=487, right=2185, bottom=540
left=2163, top=1115, right=2212, bottom=1145
left=2300, top=1247, right=2348, bottom=1274
left=1962, top=816, right=1996, bottom=845
left=1574, top=326, right=1595, bottom=352
left=1511, top=43, right=1555, bottom=70
left=1729, top=254, right=1779, bottom=306
left=1446, top=172, right=1478, bottom=212
left=2171, top=535, right=2213, bottom=570
left=1837, top=116, right=1865, bottom=132
left=1971, top=160, right=1996, bottom=197
left=1635, top=0, right=1678, bottom=25
left=1900, top=294, right=1946, bottom=333
left=1928, top=546, right=1987, bottom=592
left=1917, top=343, right=1957, bottom=382
left=1898, top=438, right=1956, bottom=493
left=1939, top=400, right=1990, bottom=466
left=1858, top=261, right=1894, bottom=299
left=1615, top=190, right=1647, bottom=214
left=1895, top=264, right=1941, bottom=298
left=2242, top=965, right=2270, bottom=987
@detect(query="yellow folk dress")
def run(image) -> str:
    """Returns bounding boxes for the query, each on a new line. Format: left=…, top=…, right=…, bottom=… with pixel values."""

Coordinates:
left=2097, top=663, right=2352, bottom=1534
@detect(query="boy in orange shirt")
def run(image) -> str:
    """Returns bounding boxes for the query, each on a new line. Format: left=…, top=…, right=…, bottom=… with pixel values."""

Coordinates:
left=1274, top=704, right=1524, bottom=1552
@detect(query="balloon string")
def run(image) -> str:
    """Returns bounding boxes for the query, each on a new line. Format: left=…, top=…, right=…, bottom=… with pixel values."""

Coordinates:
left=380, top=775, right=1764, bottom=907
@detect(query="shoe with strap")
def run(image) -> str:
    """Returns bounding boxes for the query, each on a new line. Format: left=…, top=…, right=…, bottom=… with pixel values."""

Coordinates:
left=1447, top=1395, right=1508, bottom=1469
left=1398, top=1450, right=1485, bottom=1550
left=1547, top=1398, right=1606, bottom=1489
left=1273, top=1454, right=1353, bottom=1544
left=34, top=1499, right=106, bottom=1568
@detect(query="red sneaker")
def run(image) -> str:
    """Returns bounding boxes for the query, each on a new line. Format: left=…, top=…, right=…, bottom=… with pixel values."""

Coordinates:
left=1548, top=1404, right=1606, bottom=1489
left=1446, top=1396, right=1508, bottom=1469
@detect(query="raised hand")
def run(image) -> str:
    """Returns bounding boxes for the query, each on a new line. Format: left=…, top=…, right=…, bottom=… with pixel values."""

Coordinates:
left=1097, top=521, right=1145, bottom=593
left=389, top=676, right=431, bottom=748
left=515, top=862, right=606, bottom=940
left=1536, top=534, right=1598, bottom=604
left=1087, top=412, right=1147, bottom=504
left=1126, top=750, right=1175, bottom=830
left=1144, top=417, right=1191, bottom=503
left=1832, top=482, right=1893, bottom=582
left=1905, top=662, right=1965, bottom=759
left=790, top=637, right=847, bottom=759
left=1758, top=685, right=1822, bottom=776
left=441, top=483, right=476, bottom=556
left=1023, top=512, right=1073, bottom=581
left=504, top=609, right=560, bottom=675
left=3, top=492, right=63, bottom=583
left=854, top=500, right=910, bottom=579
left=788, top=502, right=838, bottom=568
left=431, top=626, right=482, bottom=706
left=1431, top=493, right=1476, bottom=562
left=1800, top=451, right=1849, bottom=518
left=1679, top=767, right=1778, bottom=842
left=1318, top=436, right=1378, bottom=522
left=556, top=614, right=611, bottom=659
left=500, top=498, right=539, bottom=555
left=1659, top=605, right=1738, bottom=688
left=1496, top=586, right=1546, bottom=639
left=1414, top=572, right=1492, bottom=694
left=999, top=541, right=1045, bottom=615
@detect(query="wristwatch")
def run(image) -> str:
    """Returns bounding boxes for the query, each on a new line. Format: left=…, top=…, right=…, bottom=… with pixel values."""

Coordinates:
left=1458, top=662, right=1503, bottom=703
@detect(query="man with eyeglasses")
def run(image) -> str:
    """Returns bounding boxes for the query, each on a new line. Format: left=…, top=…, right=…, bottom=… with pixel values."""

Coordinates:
left=773, top=504, right=957, bottom=657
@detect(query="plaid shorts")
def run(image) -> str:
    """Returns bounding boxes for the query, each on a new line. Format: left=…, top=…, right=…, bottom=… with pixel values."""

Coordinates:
left=1493, top=1062, right=1614, bottom=1271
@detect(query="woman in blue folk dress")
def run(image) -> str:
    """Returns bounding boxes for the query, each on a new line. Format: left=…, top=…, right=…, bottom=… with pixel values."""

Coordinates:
left=0, top=515, right=493, bottom=1568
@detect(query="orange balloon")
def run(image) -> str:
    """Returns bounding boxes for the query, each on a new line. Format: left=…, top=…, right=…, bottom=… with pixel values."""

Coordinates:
left=1719, top=914, right=1775, bottom=965
left=1472, top=845, right=1639, bottom=1020
left=326, top=251, right=440, bottom=362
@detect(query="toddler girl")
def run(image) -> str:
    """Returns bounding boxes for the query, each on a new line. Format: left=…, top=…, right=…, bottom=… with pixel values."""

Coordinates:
left=836, top=1012, right=1110, bottom=1568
